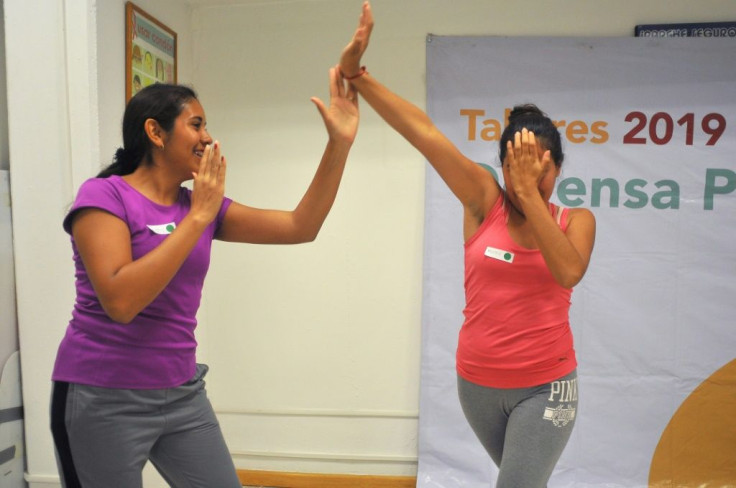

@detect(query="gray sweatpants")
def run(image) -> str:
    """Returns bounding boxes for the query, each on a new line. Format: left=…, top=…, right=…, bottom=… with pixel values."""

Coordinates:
left=50, top=364, right=242, bottom=488
left=457, top=370, right=578, bottom=488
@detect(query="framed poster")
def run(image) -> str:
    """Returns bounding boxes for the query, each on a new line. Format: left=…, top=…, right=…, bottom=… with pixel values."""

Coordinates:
left=125, top=2, right=177, bottom=101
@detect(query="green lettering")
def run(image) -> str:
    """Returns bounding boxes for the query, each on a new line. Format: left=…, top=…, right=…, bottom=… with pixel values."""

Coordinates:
left=592, top=178, right=619, bottom=208
left=557, top=177, right=585, bottom=207
left=651, top=180, right=680, bottom=209
left=557, top=177, right=586, bottom=207
left=704, top=168, right=736, bottom=210
left=623, top=179, right=648, bottom=209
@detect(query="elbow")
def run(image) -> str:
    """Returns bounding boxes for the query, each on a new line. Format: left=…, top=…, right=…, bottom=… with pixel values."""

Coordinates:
left=555, top=268, right=585, bottom=289
left=106, top=311, right=136, bottom=325
left=294, top=230, right=319, bottom=244
left=100, top=298, right=138, bottom=324
left=290, top=222, right=322, bottom=244
left=557, top=277, right=581, bottom=290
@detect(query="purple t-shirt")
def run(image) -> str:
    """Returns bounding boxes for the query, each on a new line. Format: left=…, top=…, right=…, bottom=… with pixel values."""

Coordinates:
left=52, top=175, right=232, bottom=389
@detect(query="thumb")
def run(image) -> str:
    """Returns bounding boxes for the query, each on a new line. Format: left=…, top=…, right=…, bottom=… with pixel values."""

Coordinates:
left=541, top=150, right=552, bottom=168
left=310, top=97, right=328, bottom=122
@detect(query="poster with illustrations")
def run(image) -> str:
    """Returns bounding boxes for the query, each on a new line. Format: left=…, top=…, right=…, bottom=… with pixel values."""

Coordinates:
left=125, top=2, right=177, bottom=101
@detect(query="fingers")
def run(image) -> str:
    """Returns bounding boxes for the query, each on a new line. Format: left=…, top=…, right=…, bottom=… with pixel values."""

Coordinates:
left=328, top=67, right=340, bottom=100
left=218, top=155, right=227, bottom=188
left=346, top=82, right=359, bottom=105
left=506, top=140, right=516, bottom=165
left=190, top=141, right=225, bottom=223
left=332, top=67, right=345, bottom=99
left=329, top=65, right=359, bottom=104
left=355, top=2, right=372, bottom=36
left=310, top=96, right=327, bottom=121
left=362, top=1, right=374, bottom=36
left=527, top=129, right=536, bottom=153
left=311, top=67, right=357, bottom=120
left=208, top=142, right=220, bottom=177
left=512, top=128, right=540, bottom=161
left=540, top=149, right=552, bottom=172
left=341, top=1, right=373, bottom=76
left=212, top=142, right=223, bottom=177
left=195, top=143, right=211, bottom=179
left=196, top=141, right=224, bottom=181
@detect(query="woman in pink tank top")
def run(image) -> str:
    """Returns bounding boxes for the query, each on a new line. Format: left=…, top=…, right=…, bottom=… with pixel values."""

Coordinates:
left=339, top=3, right=596, bottom=486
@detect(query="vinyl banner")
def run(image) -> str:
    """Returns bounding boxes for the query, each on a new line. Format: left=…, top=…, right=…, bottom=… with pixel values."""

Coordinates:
left=418, top=37, right=736, bottom=487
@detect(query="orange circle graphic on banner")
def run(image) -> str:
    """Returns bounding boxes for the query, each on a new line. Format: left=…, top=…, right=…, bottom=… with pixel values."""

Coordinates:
left=649, top=358, right=736, bottom=486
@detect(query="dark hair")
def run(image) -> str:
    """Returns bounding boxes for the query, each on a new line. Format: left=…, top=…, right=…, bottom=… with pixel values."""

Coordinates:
left=499, top=104, right=564, bottom=168
left=97, top=83, right=198, bottom=178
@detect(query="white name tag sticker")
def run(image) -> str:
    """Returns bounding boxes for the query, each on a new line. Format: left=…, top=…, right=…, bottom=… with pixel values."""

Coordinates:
left=484, top=246, right=514, bottom=263
left=147, top=222, right=176, bottom=235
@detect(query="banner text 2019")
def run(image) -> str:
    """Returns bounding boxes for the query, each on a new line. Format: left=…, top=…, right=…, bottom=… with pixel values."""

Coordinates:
left=460, top=109, right=727, bottom=146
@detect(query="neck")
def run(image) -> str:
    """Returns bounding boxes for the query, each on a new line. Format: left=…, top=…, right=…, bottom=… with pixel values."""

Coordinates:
left=123, top=163, right=183, bottom=206
left=504, top=192, right=526, bottom=222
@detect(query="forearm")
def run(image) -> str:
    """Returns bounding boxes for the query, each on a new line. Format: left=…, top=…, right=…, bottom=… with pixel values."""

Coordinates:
left=518, top=193, right=588, bottom=288
left=350, top=72, right=493, bottom=212
left=96, top=215, right=209, bottom=322
left=289, top=138, right=351, bottom=242
left=350, top=73, right=435, bottom=152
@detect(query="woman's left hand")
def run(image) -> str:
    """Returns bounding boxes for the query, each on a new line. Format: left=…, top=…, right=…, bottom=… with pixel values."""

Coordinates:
left=311, top=66, right=359, bottom=145
left=505, top=128, right=550, bottom=199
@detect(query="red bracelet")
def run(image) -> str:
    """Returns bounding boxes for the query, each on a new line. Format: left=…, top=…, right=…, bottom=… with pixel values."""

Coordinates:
left=343, top=66, right=367, bottom=80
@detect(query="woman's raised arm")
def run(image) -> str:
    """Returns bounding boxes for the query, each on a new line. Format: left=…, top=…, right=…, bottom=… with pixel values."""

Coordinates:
left=216, top=66, right=359, bottom=244
left=339, top=1, right=499, bottom=222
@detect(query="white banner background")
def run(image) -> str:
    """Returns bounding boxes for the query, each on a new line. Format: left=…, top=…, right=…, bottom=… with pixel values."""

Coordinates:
left=418, top=37, right=736, bottom=487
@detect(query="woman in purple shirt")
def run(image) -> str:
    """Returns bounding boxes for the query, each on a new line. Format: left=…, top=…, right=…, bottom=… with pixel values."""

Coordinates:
left=51, top=69, right=358, bottom=488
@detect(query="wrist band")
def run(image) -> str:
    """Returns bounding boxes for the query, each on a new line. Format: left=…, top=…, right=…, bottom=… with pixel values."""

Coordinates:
left=343, top=66, right=367, bottom=80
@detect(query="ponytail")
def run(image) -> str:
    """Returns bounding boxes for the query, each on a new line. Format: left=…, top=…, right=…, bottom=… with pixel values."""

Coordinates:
left=97, top=147, right=142, bottom=177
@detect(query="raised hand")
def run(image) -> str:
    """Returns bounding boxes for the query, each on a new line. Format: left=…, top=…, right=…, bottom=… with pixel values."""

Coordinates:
left=340, top=1, right=374, bottom=79
left=311, top=66, right=359, bottom=144
left=190, top=141, right=226, bottom=225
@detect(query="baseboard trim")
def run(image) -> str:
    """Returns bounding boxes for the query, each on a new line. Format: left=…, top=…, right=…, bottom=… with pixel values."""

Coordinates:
left=237, top=469, right=417, bottom=488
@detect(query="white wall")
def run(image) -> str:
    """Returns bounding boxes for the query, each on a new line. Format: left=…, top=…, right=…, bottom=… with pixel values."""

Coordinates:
left=0, top=0, right=16, bottom=370
left=0, top=0, right=8, bottom=172
left=7, top=1, right=193, bottom=487
left=7, top=0, right=76, bottom=484
left=9, top=0, right=736, bottom=486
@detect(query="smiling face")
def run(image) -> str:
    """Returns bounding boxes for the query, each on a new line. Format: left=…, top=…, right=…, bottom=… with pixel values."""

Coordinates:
left=162, top=99, right=213, bottom=176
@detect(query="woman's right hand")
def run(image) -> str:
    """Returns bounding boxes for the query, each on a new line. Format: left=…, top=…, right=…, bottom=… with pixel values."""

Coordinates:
left=339, top=1, right=374, bottom=79
left=190, top=141, right=226, bottom=226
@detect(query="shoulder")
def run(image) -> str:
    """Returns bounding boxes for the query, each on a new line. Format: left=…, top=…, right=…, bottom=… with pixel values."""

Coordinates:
left=565, top=207, right=596, bottom=233
left=567, top=207, right=595, bottom=222
left=76, top=176, right=124, bottom=200
left=64, top=176, right=127, bottom=233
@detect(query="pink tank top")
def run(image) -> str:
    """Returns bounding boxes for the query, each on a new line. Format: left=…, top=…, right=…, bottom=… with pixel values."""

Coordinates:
left=457, top=195, right=577, bottom=388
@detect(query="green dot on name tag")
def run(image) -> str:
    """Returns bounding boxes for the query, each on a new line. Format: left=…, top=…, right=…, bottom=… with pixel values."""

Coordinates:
left=484, top=246, right=514, bottom=263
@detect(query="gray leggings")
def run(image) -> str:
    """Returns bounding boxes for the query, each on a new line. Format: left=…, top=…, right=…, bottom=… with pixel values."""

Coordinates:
left=457, top=370, right=578, bottom=488
left=50, top=364, right=242, bottom=488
